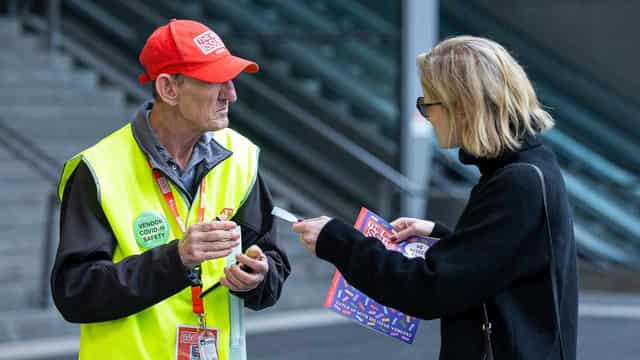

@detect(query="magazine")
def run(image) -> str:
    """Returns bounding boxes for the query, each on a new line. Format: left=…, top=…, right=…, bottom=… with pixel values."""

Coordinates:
left=324, top=207, right=438, bottom=344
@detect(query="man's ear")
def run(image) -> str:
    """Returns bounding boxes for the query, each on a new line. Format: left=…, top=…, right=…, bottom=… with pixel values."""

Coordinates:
left=155, top=74, right=180, bottom=106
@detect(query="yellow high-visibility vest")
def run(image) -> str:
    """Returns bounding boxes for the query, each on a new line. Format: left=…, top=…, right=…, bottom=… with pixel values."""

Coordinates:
left=58, top=123, right=259, bottom=360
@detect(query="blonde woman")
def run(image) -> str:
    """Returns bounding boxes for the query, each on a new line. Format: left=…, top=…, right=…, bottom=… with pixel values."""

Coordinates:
left=293, top=36, right=577, bottom=360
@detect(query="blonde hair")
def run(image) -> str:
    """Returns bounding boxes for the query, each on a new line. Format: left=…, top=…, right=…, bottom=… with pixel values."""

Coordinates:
left=417, top=36, right=554, bottom=158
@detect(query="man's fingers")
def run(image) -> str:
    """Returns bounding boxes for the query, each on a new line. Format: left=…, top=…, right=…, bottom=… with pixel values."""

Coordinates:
left=202, top=249, right=233, bottom=261
left=236, top=254, right=268, bottom=274
left=198, top=230, right=240, bottom=242
left=192, top=221, right=237, bottom=232
left=224, top=266, right=254, bottom=289
left=245, top=245, right=263, bottom=259
left=220, top=277, right=240, bottom=292
left=210, top=220, right=238, bottom=230
left=199, top=240, right=240, bottom=253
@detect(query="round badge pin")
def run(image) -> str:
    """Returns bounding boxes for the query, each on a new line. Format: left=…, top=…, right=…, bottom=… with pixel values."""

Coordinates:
left=133, top=211, right=170, bottom=249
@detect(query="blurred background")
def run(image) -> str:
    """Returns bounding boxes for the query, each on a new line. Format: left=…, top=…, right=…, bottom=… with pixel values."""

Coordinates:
left=1, top=0, right=639, bottom=359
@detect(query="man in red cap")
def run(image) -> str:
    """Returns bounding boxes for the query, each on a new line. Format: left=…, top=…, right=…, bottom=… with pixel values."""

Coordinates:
left=52, top=19, right=290, bottom=360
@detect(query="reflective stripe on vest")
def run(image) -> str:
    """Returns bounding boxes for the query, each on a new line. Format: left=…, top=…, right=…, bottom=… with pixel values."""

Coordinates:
left=57, top=123, right=259, bottom=360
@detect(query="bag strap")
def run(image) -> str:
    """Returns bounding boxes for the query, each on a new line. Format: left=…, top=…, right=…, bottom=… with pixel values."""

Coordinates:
left=482, top=163, right=566, bottom=360
left=482, top=303, right=494, bottom=360
left=527, top=163, right=566, bottom=360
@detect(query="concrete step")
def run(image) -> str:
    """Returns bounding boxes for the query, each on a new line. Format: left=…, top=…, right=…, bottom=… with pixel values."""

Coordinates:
left=0, top=179, right=53, bottom=204
left=0, top=254, right=45, bottom=283
left=0, top=69, right=97, bottom=89
left=0, top=174, right=57, bottom=192
left=0, top=88, right=124, bottom=108
left=0, top=203, right=49, bottom=227
left=1, top=109, right=128, bottom=140
left=0, top=309, right=78, bottom=343
left=0, top=52, right=72, bottom=71
left=0, top=17, right=20, bottom=37
left=3, top=34, right=41, bottom=52
left=0, top=105, right=127, bottom=120
left=9, top=125, right=124, bottom=143
left=27, top=143, right=85, bottom=164
left=0, top=223, right=51, bottom=254
left=0, top=282, right=40, bottom=312
left=40, top=140, right=103, bottom=161
left=2, top=158, right=54, bottom=181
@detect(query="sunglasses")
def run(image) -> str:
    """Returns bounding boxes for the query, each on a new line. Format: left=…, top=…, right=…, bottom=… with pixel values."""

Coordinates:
left=416, top=97, right=442, bottom=119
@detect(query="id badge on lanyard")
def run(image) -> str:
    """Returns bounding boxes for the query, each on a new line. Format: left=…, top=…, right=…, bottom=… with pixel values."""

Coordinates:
left=176, top=325, right=219, bottom=360
left=149, top=164, right=219, bottom=360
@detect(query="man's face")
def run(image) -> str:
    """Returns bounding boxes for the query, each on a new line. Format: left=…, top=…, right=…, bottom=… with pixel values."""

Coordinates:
left=175, top=76, right=238, bottom=132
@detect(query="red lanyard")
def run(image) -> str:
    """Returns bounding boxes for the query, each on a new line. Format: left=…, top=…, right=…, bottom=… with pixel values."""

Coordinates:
left=150, top=168, right=207, bottom=233
left=150, top=163, right=208, bottom=328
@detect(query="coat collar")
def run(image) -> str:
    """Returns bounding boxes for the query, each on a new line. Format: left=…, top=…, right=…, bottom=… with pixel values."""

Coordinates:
left=458, top=134, right=542, bottom=176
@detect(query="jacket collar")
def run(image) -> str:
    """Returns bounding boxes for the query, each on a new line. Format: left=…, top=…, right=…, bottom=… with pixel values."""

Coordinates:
left=458, top=134, right=542, bottom=176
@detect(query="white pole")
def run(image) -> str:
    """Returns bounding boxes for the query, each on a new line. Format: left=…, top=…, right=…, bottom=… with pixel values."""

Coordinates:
left=400, top=0, right=439, bottom=218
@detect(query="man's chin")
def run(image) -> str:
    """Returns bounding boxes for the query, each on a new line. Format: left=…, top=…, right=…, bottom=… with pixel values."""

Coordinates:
left=208, top=116, right=229, bottom=131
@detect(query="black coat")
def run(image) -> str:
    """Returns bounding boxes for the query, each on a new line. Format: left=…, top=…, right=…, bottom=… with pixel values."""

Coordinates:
left=317, top=136, right=577, bottom=360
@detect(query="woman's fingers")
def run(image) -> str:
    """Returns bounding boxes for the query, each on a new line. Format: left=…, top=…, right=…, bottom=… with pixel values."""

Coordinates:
left=390, top=227, right=415, bottom=243
left=390, top=217, right=414, bottom=230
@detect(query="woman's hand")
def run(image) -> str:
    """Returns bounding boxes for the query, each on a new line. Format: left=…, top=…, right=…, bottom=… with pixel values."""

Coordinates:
left=291, top=216, right=332, bottom=256
left=389, top=217, right=435, bottom=243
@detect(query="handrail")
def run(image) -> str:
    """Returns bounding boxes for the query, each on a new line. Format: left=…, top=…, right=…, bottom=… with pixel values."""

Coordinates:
left=0, top=121, right=60, bottom=181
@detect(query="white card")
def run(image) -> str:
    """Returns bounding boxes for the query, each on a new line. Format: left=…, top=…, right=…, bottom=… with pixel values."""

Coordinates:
left=271, top=206, right=300, bottom=223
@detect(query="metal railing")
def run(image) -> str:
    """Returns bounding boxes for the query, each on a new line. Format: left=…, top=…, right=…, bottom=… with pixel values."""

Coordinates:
left=0, top=119, right=61, bottom=308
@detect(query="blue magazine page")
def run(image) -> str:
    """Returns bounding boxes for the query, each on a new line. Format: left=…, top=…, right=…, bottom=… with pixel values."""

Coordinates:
left=324, top=208, right=438, bottom=344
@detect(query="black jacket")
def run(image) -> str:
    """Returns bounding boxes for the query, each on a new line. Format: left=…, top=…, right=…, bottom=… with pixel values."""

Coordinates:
left=52, top=157, right=290, bottom=323
left=316, top=136, right=577, bottom=360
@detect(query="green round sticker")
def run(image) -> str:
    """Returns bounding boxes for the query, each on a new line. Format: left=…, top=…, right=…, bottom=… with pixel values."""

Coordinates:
left=133, top=211, right=170, bottom=249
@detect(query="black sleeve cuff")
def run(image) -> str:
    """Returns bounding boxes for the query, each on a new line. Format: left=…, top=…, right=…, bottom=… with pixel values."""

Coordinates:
left=316, top=218, right=357, bottom=266
left=229, top=256, right=274, bottom=306
left=431, top=222, right=453, bottom=238
left=165, top=240, right=194, bottom=287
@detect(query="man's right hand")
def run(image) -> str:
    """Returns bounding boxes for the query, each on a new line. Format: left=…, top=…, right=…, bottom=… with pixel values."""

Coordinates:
left=178, top=220, right=240, bottom=269
left=389, top=217, right=435, bottom=243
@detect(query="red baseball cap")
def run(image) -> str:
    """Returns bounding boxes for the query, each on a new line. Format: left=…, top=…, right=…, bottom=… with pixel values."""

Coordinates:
left=138, top=19, right=258, bottom=84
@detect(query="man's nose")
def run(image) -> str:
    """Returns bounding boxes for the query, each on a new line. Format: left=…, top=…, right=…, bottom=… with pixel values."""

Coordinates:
left=219, top=81, right=237, bottom=102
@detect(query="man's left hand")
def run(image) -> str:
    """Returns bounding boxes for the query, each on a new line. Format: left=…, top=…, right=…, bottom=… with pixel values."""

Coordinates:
left=221, top=245, right=269, bottom=292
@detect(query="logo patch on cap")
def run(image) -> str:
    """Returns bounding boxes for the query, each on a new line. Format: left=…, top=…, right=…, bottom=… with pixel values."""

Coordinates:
left=193, top=30, right=225, bottom=55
